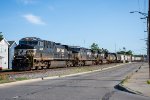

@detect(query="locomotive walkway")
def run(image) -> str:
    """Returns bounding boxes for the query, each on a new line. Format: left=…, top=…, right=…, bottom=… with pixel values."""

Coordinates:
left=121, top=63, right=150, bottom=97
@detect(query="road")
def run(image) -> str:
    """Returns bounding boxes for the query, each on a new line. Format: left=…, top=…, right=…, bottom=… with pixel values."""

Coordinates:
left=0, top=63, right=150, bottom=100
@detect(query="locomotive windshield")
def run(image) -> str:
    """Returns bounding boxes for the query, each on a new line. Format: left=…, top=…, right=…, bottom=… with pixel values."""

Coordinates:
left=70, top=48, right=80, bottom=53
left=19, top=41, right=38, bottom=46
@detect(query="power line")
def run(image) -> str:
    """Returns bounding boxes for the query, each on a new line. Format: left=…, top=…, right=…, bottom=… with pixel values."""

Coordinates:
left=138, top=0, right=141, bottom=11
left=144, top=0, right=147, bottom=13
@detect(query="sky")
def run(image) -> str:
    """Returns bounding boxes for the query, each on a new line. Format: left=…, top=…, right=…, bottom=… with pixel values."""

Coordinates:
left=0, top=0, right=148, bottom=54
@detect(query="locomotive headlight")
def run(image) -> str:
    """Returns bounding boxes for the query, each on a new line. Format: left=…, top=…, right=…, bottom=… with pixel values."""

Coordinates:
left=32, top=49, right=36, bottom=55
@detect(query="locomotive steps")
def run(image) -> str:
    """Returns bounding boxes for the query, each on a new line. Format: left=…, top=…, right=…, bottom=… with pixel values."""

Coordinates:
left=0, top=63, right=130, bottom=87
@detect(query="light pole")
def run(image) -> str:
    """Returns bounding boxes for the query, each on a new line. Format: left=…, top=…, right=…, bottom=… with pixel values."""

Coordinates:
left=148, top=0, right=150, bottom=79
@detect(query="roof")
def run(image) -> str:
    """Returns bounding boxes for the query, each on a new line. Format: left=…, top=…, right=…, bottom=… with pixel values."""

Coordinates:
left=0, top=38, right=3, bottom=42
left=0, top=38, right=9, bottom=45
left=20, top=37, right=42, bottom=41
left=8, top=41, right=16, bottom=48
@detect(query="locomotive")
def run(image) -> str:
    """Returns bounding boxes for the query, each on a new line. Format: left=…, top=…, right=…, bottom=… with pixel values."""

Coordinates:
left=12, top=37, right=106, bottom=71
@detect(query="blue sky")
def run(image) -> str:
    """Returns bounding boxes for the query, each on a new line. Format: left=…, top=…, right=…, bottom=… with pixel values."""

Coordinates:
left=0, top=0, right=148, bottom=54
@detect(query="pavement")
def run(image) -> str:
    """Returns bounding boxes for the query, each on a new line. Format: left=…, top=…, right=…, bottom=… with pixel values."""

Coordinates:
left=122, top=63, right=150, bottom=97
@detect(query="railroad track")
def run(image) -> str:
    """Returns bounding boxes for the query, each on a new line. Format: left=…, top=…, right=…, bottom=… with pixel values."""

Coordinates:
left=0, top=68, right=67, bottom=75
left=0, top=63, right=118, bottom=76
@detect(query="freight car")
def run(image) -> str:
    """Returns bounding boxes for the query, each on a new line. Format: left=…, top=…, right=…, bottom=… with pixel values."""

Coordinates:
left=132, top=55, right=144, bottom=62
left=116, top=54, right=125, bottom=63
left=106, top=53, right=117, bottom=63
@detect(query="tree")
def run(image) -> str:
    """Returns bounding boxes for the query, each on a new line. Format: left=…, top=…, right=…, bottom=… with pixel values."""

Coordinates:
left=117, top=50, right=133, bottom=55
left=123, top=47, right=126, bottom=51
left=102, top=48, right=109, bottom=54
left=102, top=49, right=109, bottom=57
left=126, top=50, right=133, bottom=55
left=91, top=43, right=100, bottom=52
left=0, top=32, right=3, bottom=39
left=117, top=51, right=126, bottom=54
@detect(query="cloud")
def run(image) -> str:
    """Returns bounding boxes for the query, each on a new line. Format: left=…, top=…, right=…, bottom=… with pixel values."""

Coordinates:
left=23, top=14, right=46, bottom=25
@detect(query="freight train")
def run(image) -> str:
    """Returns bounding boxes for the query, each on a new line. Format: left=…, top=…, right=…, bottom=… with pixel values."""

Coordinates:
left=12, top=37, right=143, bottom=71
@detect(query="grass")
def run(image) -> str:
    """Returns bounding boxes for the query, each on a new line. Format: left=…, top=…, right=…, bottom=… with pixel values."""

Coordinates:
left=0, top=74, right=28, bottom=84
left=121, top=78, right=128, bottom=84
left=0, top=74, right=9, bottom=80
left=0, top=80, right=14, bottom=84
left=0, top=74, right=14, bottom=84
left=15, top=77, right=28, bottom=81
left=121, top=76, right=131, bottom=84
left=147, top=80, right=150, bottom=84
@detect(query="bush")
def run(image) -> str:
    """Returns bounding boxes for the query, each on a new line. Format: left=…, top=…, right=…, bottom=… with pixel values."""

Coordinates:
left=147, top=80, right=150, bottom=84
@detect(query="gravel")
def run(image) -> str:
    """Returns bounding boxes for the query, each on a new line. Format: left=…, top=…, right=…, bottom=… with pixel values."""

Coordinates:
left=2, top=63, right=120, bottom=82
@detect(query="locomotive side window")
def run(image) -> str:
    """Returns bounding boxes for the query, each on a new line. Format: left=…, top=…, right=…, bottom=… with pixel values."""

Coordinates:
left=39, top=41, right=44, bottom=47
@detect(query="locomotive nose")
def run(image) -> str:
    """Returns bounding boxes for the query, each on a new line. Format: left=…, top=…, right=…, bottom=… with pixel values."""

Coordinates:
left=12, top=56, right=31, bottom=71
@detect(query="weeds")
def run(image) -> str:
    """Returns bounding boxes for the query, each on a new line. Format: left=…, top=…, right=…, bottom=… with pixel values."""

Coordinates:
left=0, top=74, right=14, bottom=84
left=0, top=74, right=27, bottom=84
left=121, top=76, right=131, bottom=84
left=147, top=80, right=150, bottom=84
left=0, top=74, right=9, bottom=80
left=15, top=77, right=28, bottom=81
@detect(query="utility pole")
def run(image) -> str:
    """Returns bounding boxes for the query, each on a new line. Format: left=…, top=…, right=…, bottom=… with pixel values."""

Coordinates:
left=148, top=0, right=150, bottom=79
left=115, top=43, right=116, bottom=53
left=130, top=0, right=150, bottom=78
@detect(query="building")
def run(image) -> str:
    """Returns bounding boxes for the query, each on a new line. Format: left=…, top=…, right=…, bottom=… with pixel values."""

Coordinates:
left=8, top=41, right=17, bottom=69
left=0, top=38, right=9, bottom=69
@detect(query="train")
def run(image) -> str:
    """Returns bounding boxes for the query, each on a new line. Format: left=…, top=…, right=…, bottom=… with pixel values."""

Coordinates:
left=12, top=37, right=144, bottom=71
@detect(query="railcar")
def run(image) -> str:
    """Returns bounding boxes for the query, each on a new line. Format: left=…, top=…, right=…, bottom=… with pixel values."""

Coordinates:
left=132, top=55, right=144, bottom=62
left=126, top=55, right=132, bottom=63
left=106, top=53, right=117, bottom=63
left=116, top=54, right=125, bottom=63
